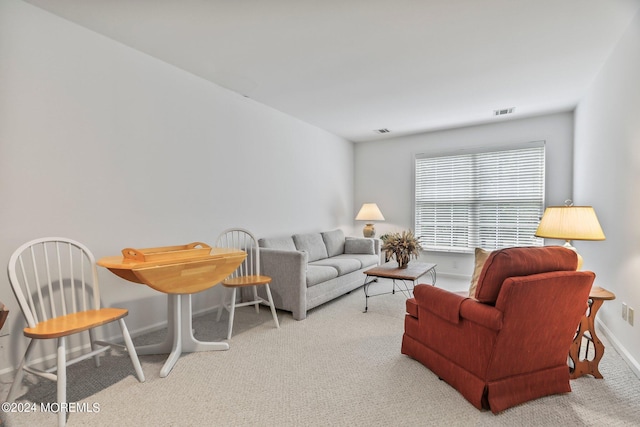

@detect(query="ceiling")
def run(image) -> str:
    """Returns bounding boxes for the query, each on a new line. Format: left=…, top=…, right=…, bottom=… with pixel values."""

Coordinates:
left=24, top=0, right=640, bottom=142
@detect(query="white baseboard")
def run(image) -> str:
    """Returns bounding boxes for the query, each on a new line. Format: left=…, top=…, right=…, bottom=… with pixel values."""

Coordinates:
left=437, top=272, right=471, bottom=281
left=596, top=318, right=640, bottom=379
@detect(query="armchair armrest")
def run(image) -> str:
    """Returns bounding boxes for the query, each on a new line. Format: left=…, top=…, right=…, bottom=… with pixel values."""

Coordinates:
left=259, top=247, right=308, bottom=320
left=414, top=285, right=466, bottom=324
left=460, top=299, right=503, bottom=331
left=413, top=285, right=503, bottom=331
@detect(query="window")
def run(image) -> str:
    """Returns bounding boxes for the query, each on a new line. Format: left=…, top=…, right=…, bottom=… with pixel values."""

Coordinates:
left=414, top=142, right=545, bottom=253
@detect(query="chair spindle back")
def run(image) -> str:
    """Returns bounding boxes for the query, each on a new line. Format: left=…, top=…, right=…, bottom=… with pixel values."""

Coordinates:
left=216, top=228, right=259, bottom=278
left=8, top=237, right=100, bottom=329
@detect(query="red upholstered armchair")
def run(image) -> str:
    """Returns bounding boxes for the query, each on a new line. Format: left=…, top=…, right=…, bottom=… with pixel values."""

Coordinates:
left=401, top=246, right=595, bottom=413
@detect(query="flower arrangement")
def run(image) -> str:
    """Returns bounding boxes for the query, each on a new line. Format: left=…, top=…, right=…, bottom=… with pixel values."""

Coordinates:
left=381, top=230, right=422, bottom=268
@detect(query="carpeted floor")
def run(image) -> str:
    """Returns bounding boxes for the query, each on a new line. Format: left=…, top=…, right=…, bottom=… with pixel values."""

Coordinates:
left=2, top=279, right=640, bottom=426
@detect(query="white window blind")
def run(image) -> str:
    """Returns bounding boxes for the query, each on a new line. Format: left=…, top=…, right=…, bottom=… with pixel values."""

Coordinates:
left=414, top=143, right=545, bottom=253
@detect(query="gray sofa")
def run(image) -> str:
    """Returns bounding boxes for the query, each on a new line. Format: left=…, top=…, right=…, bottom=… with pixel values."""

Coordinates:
left=258, top=229, right=380, bottom=320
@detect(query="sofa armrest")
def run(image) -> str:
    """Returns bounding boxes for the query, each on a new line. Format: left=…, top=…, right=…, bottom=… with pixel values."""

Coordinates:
left=371, top=238, right=381, bottom=255
left=259, top=247, right=308, bottom=320
left=413, top=285, right=503, bottom=331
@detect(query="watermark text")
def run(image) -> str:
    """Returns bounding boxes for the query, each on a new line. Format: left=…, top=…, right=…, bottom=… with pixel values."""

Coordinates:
left=2, top=401, right=100, bottom=413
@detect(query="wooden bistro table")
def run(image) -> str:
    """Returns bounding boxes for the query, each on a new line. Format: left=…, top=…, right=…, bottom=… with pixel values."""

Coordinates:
left=98, top=242, right=246, bottom=377
left=362, top=262, right=437, bottom=313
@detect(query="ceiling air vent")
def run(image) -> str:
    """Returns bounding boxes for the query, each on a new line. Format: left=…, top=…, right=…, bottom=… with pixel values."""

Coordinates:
left=494, top=107, right=515, bottom=116
left=374, top=128, right=391, bottom=134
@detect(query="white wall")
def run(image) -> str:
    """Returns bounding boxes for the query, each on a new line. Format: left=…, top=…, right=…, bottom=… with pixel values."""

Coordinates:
left=0, top=0, right=354, bottom=373
left=355, top=112, right=575, bottom=287
left=574, top=10, right=640, bottom=374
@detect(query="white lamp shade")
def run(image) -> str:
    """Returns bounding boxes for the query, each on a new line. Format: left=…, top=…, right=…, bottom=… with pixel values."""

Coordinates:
left=535, top=206, right=605, bottom=241
left=355, top=203, right=385, bottom=221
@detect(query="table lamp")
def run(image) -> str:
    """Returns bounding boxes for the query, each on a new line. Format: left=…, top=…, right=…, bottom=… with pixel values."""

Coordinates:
left=355, top=203, right=385, bottom=237
left=534, top=201, right=605, bottom=270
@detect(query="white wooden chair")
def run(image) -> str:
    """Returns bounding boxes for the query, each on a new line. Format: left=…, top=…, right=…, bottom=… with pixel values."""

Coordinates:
left=6, top=237, right=145, bottom=427
left=216, top=228, right=279, bottom=339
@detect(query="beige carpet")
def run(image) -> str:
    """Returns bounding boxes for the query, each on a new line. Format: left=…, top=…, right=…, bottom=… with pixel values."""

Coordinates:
left=2, top=280, right=640, bottom=426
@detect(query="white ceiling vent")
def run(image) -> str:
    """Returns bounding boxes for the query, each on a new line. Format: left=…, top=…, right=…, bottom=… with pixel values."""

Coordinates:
left=374, top=128, right=391, bottom=134
left=494, top=107, right=515, bottom=116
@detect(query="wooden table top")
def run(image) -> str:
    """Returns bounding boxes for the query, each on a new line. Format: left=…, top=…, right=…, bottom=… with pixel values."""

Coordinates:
left=98, top=246, right=246, bottom=295
left=364, top=262, right=437, bottom=281
left=590, top=286, right=615, bottom=301
left=98, top=247, right=243, bottom=270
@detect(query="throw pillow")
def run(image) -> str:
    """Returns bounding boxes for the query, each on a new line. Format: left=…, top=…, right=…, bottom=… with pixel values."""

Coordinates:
left=469, top=248, right=491, bottom=298
left=344, top=238, right=375, bottom=255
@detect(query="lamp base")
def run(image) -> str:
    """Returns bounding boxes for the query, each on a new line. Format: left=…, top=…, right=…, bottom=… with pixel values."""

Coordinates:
left=362, top=224, right=376, bottom=238
left=563, top=241, right=584, bottom=271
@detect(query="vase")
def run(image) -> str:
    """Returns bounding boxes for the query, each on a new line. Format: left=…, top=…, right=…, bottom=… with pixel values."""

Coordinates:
left=396, top=253, right=409, bottom=269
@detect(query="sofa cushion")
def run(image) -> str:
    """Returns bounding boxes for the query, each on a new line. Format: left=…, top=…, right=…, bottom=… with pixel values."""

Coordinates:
left=258, top=236, right=297, bottom=251
left=332, top=253, right=379, bottom=269
left=475, top=246, right=578, bottom=304
left=321, top=230, right=346, bottom=257
left=344, top=238, right=375, bottom=255
left=293, top=233, right=329, bottom=262
left=310, top=258, right=361, bottom=276
left=306, top=265, right=339, bottom=287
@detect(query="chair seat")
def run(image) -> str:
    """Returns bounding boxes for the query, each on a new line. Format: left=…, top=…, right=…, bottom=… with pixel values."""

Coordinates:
left=24, top=308, right=129, bottom=339
left=222, top=274, right=271, bottom=288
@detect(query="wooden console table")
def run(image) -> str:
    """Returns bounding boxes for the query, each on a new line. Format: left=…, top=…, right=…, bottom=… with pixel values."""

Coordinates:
left=569, top=286, right=615, bottom=379
left=98, top=243, right=246, bottom=377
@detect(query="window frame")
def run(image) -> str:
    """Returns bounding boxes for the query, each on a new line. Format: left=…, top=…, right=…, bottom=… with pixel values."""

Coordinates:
left=413, top=141, right=546, bottom=254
